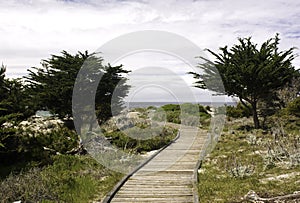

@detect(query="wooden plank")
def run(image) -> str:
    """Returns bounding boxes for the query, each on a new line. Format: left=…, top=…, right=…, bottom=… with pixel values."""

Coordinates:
left=119, top=188, right=192, bottom=192
left=111, top=196, right=194, bottom=203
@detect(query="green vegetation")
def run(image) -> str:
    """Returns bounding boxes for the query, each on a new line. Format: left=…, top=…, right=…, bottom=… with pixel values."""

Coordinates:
left=0, top=155, right=122, bottom=202
left=104, top=126, right=178, bottom=153
left=286, top=96, right=300, bottom=117
left=226, top=103, right=252, bottom=119
left=0, top=64, right=33, bottom=120
left=153, top=103, right=211, bottom=126
left=198, top=109, right=300, bottom=202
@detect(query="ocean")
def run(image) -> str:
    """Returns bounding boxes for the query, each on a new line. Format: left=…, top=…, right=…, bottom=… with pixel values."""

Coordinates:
left=123, top=101, right=236, bottom=109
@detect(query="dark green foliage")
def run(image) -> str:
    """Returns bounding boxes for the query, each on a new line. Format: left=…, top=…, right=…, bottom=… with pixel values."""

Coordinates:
left=25, top=51, right=130, bottom=124
left=226, top=103, right=252, bottom=118
left=161, top=104, right=181, bottom=112
left=267, top=112, right=300, bottom=133
left=96, top=64, right=130, bottom=123
left=166, top=110, right=181, bottom=124
left=0, top=65, right=76, bottom=169
left=191, top=34, right=296, bottom=128
left=181, top=103, right=207, bottom=115
left=286, top=97, right=300, bottom=117
left=25, top=51, right=90, bottom=118
left=106, top=130, right=138, bottom=150
left=147, top=106, right=157, bottom=110
left=0, top=66, right=33, bottom=119
left=158, top=103, right=211, bottom=124
left=35, top=127, right=79, bottom=154
left=2, top=79, right=34, bottom=119
left=0, top=124, right=79, bottom=168
left=160, top=104, right=181, bottom=124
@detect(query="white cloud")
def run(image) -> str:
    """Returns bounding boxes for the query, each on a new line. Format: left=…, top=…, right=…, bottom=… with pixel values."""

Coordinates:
left=0, top=0, right=299, bottom=102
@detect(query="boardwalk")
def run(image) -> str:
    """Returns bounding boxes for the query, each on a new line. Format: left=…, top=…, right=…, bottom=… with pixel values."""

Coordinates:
left=104, top=125, right=208, bottom=203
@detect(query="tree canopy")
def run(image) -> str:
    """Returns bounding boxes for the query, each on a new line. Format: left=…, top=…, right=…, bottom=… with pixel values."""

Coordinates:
left=25, top=51, right=130, bottom=125
left=0, top=65, right=32, bottom=119
left=191, top=34, right=297, bottom=128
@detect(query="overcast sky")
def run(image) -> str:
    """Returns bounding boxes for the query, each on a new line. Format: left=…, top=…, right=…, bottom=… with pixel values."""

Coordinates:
left=1, top=0, right=299, bottom=102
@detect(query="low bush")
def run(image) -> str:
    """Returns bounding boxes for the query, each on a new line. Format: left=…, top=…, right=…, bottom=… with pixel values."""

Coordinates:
left=0, top=117, right=80, bottom=175
left=286, top=96, right=300, bottom=117
left=226, top=102, right=252, bottom=118
left=104, top=126, right=177, bottom=153
left=158, top=103, right=211, bottom=125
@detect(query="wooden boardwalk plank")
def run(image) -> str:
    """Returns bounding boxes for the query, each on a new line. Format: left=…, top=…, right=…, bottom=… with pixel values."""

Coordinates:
left=104, top=126, right=207, bottom=203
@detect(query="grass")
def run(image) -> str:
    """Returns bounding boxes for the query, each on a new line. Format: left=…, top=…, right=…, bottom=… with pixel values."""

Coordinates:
left=0, top=154, right=122, bottom=203
left=198, top=117, right=300, bottom=202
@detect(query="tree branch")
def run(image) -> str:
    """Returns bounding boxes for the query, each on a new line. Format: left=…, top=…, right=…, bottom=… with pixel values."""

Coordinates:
left=239, top=97, right=252, bottom=110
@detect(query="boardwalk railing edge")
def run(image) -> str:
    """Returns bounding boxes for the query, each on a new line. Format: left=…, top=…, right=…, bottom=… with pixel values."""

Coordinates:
left=101, top=130, right=181, bottom=203
left=193, top=159, right=202, bottom=203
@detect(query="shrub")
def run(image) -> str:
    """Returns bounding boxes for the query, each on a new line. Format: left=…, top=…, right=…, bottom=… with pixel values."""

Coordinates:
left=161, top=104, right=180, bottom=112
left=0, top=121, right=79, bottom=168
left=159, top=103, right=211, bottom=124
left=166, top=111, right=181, bottom=124
left=226, top=103, right=252, bottom=118
left=263, top=132, right=300, bottom=169
left=286, top=96, right=300, bottom=117
left=104, top=126, right=177, bottom=153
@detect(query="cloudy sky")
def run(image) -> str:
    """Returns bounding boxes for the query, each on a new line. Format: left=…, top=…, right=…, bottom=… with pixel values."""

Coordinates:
left=1, top=0, right=299, bottom=102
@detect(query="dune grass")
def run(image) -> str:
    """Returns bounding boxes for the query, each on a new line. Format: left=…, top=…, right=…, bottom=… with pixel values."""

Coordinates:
left=198, top=117, right=300, bottom=202
left=0, top=154, right=122, bottom=203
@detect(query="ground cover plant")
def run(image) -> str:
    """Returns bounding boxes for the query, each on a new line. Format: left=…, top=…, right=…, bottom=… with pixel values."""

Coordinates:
left=198, top=115, right=300, bottom=202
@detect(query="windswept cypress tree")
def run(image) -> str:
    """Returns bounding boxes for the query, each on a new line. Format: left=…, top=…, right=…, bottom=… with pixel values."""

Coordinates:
left=25, top=51, right=130, bottom=125
left=191, top=34, right=296, bottom=128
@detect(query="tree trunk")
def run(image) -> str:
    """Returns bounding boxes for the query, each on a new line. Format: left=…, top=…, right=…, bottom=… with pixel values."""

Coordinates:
left=239, top=98, right=260, bottom=129
left=251, top=102, right=260, bottom=129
